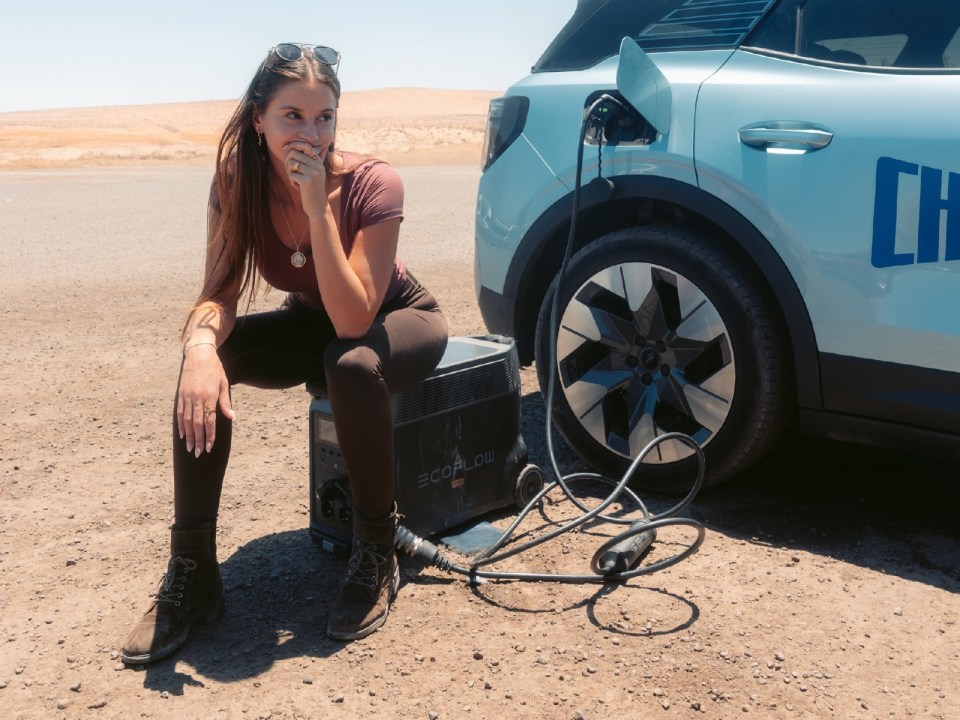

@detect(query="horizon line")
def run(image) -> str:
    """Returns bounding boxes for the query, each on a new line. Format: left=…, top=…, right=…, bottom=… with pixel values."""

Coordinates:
left=0, top=87, right=503, bottom=117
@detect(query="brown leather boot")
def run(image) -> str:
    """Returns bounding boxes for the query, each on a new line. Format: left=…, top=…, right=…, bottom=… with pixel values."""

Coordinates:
left=327, top=507, right=400, bottom=640
left=121, top=523, right=224, bottom=665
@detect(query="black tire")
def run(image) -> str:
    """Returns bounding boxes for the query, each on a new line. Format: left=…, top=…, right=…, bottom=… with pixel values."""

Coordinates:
left=535, top=225, right=791, bottom=493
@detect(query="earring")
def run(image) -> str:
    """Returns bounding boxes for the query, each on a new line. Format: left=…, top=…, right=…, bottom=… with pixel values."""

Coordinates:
left=257, top=131, right=263, bottom=147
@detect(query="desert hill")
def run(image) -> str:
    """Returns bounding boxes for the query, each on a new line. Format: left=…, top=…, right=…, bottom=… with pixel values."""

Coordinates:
left=0, top=88, right=497, bottom=169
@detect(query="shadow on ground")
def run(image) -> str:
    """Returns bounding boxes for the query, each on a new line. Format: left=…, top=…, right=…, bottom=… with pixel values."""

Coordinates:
left=518, top=389, right=960, bottom=593
left=139, top=529, right=347, bottom=692
left=139, top=388, right=957, bottom=693
left=699, top=434, right=960, bottom=589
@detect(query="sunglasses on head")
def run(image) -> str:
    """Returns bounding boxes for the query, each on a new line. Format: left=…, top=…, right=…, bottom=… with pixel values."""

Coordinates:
left=270, top=43, right=340, bottom=68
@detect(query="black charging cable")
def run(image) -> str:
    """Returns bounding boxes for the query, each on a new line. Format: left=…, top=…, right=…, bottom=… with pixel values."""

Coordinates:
left=396, top=95, right=706, bottom=583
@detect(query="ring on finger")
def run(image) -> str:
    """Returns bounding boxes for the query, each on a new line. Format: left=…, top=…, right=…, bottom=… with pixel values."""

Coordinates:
left=203, top=405, right=216, bottom=418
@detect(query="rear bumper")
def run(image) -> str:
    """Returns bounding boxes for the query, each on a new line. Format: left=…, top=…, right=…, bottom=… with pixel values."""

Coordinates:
left=478, top=285, right=519, bottom=344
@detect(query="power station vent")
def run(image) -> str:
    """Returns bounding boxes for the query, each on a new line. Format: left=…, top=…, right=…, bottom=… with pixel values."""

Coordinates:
left=393, top=357, right=516, bottom=423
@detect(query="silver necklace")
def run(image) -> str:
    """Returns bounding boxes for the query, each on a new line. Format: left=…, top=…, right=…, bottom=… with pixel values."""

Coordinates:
left=271, top=186, right=309, bottom=268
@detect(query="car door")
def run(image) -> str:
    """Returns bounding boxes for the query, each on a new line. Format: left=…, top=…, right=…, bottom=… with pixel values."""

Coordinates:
left=693, top=0, right=960, bottom=432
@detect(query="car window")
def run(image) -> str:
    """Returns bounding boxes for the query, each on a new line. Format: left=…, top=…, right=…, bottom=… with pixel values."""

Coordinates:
left=745, top=0, right=960, bottom=69
left=944, top=27, right=960, bottom=68
left=532, top=0, right=776, bottom=72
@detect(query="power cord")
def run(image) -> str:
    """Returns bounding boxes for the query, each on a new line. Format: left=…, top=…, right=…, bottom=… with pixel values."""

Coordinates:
left=397, top=95, right=706, bottom=583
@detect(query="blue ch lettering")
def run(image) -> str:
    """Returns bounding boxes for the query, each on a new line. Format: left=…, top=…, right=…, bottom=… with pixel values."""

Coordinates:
left=873, top=157, right=960, bottom=267
left=872, top=157, right=917, bottom=268
left=919, top=165, right=960, bottom=263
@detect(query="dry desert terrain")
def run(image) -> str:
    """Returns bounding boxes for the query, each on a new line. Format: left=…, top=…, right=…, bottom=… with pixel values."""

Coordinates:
left=0, top=89, right=958, bottom=720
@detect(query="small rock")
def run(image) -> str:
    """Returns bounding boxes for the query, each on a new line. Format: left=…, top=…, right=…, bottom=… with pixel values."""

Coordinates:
left=70, top=681, right=81, bottom=692
left=428, top=712, right=439, bottom=720
left=66, top=559, right=77, bottom=566
left=586, top=666, right=597, bottom=674
left=691, top=701, right=702, bottom=710
left=332, top=694, right=344, bottom=703
left=160, top=691, right=169, bottom=699
left=57, top=699, right=68, bottom=709
left=302, top=676, right=313, bottom=685
left=484, top=681, right=493, bottom=690
left=774, top=652, right=785, bottom=661
left=661, top=701, right=671, bottom=710
left=473, top=651, right=483, bottom=661
left=894, top=607, right=903, bottom=616
left=88, top=698, right=107, bottom=709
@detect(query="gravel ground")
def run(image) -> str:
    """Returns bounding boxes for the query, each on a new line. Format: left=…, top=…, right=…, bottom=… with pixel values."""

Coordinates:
left=0, top=166, right=957, bottom=720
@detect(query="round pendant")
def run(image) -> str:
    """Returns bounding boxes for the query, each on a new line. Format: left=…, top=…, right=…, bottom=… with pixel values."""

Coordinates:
left=291, top=251, right=307, bottom=268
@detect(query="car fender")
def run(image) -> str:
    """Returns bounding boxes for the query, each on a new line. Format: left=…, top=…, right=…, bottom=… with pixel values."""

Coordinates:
left=504, top=174, right=821, bottom=409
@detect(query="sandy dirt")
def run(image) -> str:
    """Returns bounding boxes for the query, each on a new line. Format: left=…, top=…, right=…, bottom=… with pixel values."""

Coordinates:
left=0, top=91, right=958, bottom=720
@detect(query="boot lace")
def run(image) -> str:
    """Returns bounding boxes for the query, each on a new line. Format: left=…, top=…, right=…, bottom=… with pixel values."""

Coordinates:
left=155, top=557, right=197, bottom=607
left=345, top=542, right=385, bottom=591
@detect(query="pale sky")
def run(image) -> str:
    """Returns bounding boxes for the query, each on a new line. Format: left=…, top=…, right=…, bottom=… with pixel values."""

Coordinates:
left=0, top=0, right=577, bottom=113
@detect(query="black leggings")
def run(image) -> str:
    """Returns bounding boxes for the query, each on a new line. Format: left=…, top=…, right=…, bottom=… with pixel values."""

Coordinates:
left=173, top=276, right=448, bottom=526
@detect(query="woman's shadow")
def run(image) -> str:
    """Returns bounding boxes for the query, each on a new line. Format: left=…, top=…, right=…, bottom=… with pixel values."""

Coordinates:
left=141, top=528, right=347, bottom=693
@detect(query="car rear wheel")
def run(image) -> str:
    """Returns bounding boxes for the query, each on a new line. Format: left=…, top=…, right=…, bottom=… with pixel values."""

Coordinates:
left=536, top=225, right=791, bottom=493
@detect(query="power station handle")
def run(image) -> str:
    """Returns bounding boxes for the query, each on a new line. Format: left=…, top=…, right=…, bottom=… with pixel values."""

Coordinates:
left=596, top=521, right=657, bottom=575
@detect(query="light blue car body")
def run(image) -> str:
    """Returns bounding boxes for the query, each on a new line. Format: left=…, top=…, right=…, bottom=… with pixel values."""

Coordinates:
left=475, top=5, right=960, bottom=474
left=476, top=47, right=960, bottom=374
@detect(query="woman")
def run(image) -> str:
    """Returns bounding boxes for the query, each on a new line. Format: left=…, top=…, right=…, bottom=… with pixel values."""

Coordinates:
left=121, top=44, right=448, bottom=664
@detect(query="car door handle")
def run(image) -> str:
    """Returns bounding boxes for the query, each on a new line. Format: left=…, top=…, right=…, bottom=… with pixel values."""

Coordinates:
left=738, top=124, right=833, bottom=152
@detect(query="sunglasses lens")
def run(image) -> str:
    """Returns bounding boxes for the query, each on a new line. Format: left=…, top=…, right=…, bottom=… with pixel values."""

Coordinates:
left=274, top=43, right=303, bottom=61
left=310, top=46, right=340, bottom=65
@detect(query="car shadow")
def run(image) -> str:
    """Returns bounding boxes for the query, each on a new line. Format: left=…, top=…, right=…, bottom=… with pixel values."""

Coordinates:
left=697, top=434, right=960, bottom=588
left=518, top=389, right=960, bottom=593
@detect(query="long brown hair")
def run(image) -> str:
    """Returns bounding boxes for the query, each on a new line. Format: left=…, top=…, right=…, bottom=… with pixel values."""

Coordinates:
left=193, top=47, right=342, bottom=320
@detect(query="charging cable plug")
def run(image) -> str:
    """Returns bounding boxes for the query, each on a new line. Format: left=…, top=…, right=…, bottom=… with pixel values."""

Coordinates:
left=593, top=521, right=658, bottom=576
left=395, top=525, right=456, bottom=572
left=593, top=93, right=634, bottom=129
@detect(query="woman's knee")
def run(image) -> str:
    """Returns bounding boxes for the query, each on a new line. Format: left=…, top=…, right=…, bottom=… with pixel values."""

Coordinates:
left=323, top=340, right=384, bottom=388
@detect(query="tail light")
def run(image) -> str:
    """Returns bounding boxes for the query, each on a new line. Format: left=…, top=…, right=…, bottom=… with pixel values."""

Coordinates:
left=480, top=96, right=529, bottom=172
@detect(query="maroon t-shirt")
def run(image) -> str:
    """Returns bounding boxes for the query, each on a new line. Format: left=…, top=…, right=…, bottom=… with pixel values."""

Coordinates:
left=212, top=151, right=407, bottom=310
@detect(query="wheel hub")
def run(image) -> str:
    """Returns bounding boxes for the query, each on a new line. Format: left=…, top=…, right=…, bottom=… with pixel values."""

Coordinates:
left=556, top=262, right=736, bottom=463
left=639, top=346, right=660, bottom=370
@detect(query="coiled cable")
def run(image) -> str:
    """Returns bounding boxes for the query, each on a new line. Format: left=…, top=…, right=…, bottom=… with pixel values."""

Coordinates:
left=397, top=95, right=706, bottom=583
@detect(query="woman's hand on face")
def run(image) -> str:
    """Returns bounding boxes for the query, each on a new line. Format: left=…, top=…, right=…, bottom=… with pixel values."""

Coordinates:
left=177, top=345, right=235, bottom=457
left=285, top=141, right=328, bottom=218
